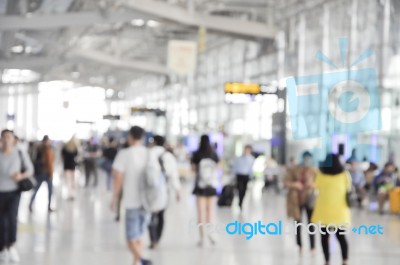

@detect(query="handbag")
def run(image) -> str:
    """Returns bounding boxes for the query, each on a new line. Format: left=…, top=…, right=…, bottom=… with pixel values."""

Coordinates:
left=345, top=171, right=357, bottom=207
left=18, top=178, right=34, bottom=192
left=17, top=150, right=35, bottom=192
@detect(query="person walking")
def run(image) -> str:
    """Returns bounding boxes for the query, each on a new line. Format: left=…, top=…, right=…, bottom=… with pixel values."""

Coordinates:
left=284, top=151, right=317, bottom=253
left=83, top=137, right=100, bottom=188
left=61, top=137, right=79, bottom=200
left=147, top=135, right=181, bottom=249
left=232, top=145, right=255, bottom=210
left=111, top=126, right=153, bottom=265
left=191, top=134, right=219, bottom=246
left=101, top=137, right=118, bottom=191
left=0, top=129, right=34, bottom=263
left=312, top=153, right=351, bottom=265
left=29, top=135, right=55, bottom=213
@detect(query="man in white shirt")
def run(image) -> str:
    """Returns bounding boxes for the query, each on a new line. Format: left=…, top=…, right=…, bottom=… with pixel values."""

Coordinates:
left=111, top=126, right=152, bottom=265
left=233, top=145, right=255, bottom=210
left=148, top=135, right=181, bottom=249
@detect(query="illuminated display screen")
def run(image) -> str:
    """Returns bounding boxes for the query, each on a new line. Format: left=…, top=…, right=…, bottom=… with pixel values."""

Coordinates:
left=224, top=83, right=261, bottom=94
left=224, top=83, right=278, bottom=95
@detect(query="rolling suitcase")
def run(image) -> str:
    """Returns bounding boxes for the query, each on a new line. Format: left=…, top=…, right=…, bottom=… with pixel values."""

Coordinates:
left=218, top=185, right=235, bottom=207
left=389, top=187, right=400, bottom=214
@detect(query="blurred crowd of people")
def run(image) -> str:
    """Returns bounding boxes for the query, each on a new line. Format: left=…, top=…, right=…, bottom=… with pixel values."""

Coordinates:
left=1, top=126, right=400, bottom=265
left=282, top=151, right=399, bottom=265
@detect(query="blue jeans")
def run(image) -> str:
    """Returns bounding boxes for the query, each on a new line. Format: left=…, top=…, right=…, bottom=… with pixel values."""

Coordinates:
left=125, top=208, right=149, bottom=241
left=29, top=173, right=53, bottom=210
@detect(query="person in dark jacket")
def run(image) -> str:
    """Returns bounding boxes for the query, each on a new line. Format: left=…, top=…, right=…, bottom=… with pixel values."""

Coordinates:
left=83, top=137, right=100, bottom=187
left=101, top=137, right=118, bottom=191
left=29, top=135, right=55, bottom=212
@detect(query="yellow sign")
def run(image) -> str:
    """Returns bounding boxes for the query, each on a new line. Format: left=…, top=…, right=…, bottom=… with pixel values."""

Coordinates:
left=198, top=27, right=207, bottom=53
left=224, top=83, right=261, bottom=94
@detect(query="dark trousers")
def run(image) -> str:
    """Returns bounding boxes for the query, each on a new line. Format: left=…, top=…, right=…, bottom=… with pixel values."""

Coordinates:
left=148, top=210, right=165, bottom=244
left=115, top=190, right=123, bottom=220
left=30, top=173, right=53, bottom=209
left=84, top=159, right=98, bottom=187
left=236, top=174, right=250, bottom=208
left=320, top=227, right=348, bottom=262
left=296, top=206, right=315, bottom=249
left=101, top=159, right=113, bottom=191
left=0, top=191, right=21, bottom=251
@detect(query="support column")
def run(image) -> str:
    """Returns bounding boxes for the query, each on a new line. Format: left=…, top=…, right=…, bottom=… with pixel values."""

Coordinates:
left=31, top=84, right=39, bottom=140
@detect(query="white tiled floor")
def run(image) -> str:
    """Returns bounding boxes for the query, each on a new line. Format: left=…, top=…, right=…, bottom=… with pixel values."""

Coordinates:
left=13, top=171, right=400, bottom=265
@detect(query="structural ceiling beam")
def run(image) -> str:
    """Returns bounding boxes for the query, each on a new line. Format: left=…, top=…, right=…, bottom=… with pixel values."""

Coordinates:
left=123, top=0, right=276, bottom=39
left=0, top=56, right=61, bottom=69
left=68, top=50, right=169, bottom=75
left=0, top=52, right=168, bottom=75
left=0, top=11, right=141, bottom=31
left=0, top=4, right=275, bottom=39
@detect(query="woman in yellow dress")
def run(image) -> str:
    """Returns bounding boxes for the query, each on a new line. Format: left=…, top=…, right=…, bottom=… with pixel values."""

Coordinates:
left=311, top=153, right=351, bottom=265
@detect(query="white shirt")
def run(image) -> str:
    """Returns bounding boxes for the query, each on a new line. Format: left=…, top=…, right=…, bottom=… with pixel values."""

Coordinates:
left=175, top=145, right=189, bottom=163
left=112, top=145, right=148, bottom=209
left=0, top=148, right=34, bottom=192
left=151, top=146, right=181, bottom=192
left=233, top=154, right=255, bottom=176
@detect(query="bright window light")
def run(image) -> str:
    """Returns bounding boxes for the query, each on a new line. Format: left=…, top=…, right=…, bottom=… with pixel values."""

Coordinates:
left=106, top=88, right=114, bottom=98
left=38, top=82, right=107, bottom=141
left=232, top=119, right=245, bottom=135
left=131, top=19, right=145, bottom=26
left=71, top=72, right=80, bottom=78
left=134, top=97, right=144, bottom=105
left=25, top=46, right=33, bottom=53
left=1, top=69, right=40, bottom=84
left=147, top=20, right=160, bottom=28
left=225, top=93, right=252, bottom=104
left=38, top=80, right=74, bottom=91
left=118, top=91, right=125, bottom=99
left=11, top=45, right=24, bottom=53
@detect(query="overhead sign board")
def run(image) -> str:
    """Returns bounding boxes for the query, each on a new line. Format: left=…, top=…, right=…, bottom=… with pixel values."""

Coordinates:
left=168, top=40, right=197, bottom=75
left=103, top=114, right=120, bottom=120
left=224, top=83, right=279, bottom=95
left=131, top=107, right=166, bottom=116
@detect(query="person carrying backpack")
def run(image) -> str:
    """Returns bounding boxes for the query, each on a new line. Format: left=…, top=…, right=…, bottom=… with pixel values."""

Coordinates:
left=111, top=126, right=153, bottom=265
left=191, top=135, right=219, bottom=246
left=147, top=135, right=181, bottom=249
